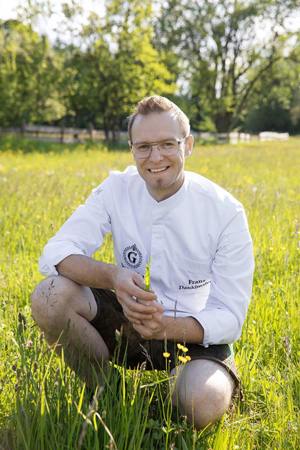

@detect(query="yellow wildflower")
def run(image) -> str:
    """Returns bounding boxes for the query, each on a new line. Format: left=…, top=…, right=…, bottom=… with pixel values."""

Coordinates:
left=163, top=352, right=170, bottom=358
left=178, top=355, right=187, bottom=363
left=186, top=355, right=191, bottom=361
left=177, top=343, right=184, bottom=350
left=181, top=346, right=188, bottom=353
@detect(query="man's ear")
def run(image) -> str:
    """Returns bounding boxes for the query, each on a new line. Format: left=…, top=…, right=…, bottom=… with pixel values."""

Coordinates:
left=128, top=140, right=134, bottom=156
left=184, top=135, right=194, bottom=158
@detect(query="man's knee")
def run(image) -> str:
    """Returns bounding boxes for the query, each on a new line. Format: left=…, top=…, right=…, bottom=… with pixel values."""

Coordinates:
left=191, top=377, right=233, bottom=429
left=31, top=276, right=75, bottom=330
left=171, top=360, right=235, bottom=430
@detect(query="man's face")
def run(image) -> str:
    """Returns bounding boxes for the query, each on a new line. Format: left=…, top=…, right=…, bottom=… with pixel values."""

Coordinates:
left=130, top=112, right=193, bottom=202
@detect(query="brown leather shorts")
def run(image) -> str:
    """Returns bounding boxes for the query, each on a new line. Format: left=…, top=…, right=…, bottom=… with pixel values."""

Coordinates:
left=89, top=288, right=242, bottom=398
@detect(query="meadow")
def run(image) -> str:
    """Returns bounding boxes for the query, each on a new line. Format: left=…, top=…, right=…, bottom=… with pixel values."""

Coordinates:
left=0, top=135, right=299, bottom=449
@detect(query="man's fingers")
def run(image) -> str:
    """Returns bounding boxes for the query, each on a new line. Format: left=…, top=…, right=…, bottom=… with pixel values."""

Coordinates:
left=136, top=299, right=156, bottom=307
left=117, top=283, right=156, bottom=304
left=113, top=267, right=159, bottom=325
left=120, top=298, right=154, bottom=321
left=123, top=309, right=141, bottom=325
left=119, top=292, right=157, bottom=314
left=133, top=285, right=157, bottom=301
left=132, top=274, right=157, bottom=300
left=132, top=323, right=152, bottom=340
left=126, top=310, right=153, bottom=321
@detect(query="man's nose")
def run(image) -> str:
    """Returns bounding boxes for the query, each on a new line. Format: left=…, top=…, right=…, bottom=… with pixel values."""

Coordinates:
left=149, top=144, right=163, bottom=161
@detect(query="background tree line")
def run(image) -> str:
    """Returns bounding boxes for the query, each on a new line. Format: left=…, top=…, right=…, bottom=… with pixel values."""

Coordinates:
left=0, top=0, right=300, bottom=137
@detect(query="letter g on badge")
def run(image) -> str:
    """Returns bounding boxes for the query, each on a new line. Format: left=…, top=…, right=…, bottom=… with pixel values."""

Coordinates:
left=123, top=244, right=143, bottom=269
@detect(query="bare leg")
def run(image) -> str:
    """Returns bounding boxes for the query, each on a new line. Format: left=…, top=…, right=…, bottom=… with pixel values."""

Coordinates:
left=31, top=275, right=109, bottom=389
left=170, top=359, right=235, bottom=430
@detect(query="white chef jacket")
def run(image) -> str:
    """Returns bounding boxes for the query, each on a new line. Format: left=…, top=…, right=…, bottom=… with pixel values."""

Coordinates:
left=39, top=165, right=254, bottom=347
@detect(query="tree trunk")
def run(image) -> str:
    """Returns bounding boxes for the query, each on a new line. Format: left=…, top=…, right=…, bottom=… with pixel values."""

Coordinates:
left=214, top=111, right=234, bottom=133
left=104, top=126, right=109, bottom=142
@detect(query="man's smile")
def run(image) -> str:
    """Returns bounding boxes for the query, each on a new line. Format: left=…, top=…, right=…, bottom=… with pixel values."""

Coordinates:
left=148, top=167, right=169, bottom=173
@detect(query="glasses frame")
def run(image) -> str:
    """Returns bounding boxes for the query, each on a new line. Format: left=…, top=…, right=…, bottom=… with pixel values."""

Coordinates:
left=130, top=136, right=189, bottom=159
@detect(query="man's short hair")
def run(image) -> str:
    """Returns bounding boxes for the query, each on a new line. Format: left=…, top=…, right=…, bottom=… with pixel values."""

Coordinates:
left=128, top=95, right=190, bottom=141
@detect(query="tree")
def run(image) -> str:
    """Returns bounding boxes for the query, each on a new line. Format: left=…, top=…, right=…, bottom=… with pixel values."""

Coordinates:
left=241, top=43, right=300, bottom=133
left=0, top=19, right=64, bottom=127
left=153, top=0, right=300, bottom=132
left=0, top=0, right=176, bottom=138
left=56, top=0, right=176, bottom=139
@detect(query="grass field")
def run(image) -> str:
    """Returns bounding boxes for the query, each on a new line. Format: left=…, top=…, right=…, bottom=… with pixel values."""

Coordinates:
left=0, top=135, right=299, bottom=449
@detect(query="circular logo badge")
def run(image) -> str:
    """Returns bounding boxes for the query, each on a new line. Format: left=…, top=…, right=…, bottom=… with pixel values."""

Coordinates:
left=123, top=244, right=142, bottom=269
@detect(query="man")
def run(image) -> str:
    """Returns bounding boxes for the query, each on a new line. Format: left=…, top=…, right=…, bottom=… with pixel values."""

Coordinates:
left=32, top=95, right=254, bottom=430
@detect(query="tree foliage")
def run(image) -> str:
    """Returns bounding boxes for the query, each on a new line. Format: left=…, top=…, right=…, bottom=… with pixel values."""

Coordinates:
left=0, top=0, right=299, bottom=135
left=154, top=0, right=300, bottom=132
left=59, top=0, right=176, bottom=139
left=0, top=19, right=64, bottom=126
left=242, top=45, right=300, bottom=132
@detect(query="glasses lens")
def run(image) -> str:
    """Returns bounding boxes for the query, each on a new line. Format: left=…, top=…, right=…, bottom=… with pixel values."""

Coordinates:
left=133, top=139, right=182, bottom=158
left=158, top=140, right=178, bottom=155
left=133, top=144, right=151, bottom=158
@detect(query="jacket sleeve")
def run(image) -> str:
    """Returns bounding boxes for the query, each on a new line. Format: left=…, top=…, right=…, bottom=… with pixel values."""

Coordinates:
left=38, top=180, right=112, bottom=276
left=194, top=208, right=255, bottom=347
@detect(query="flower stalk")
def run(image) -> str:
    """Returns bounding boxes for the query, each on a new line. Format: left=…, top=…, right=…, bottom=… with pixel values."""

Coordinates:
left=144, top=257, right=152, bottom=292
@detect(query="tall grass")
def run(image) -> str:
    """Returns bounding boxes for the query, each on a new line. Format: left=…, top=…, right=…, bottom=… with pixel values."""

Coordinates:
left=0, top=137, right=299, bottom=449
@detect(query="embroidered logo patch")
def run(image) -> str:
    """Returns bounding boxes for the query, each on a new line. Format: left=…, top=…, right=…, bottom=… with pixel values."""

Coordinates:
left=123, top=244, right=142, bottom=269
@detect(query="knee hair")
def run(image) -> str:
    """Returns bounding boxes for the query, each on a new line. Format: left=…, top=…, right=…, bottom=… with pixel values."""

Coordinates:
left=31, top=276, right=77, bottom=332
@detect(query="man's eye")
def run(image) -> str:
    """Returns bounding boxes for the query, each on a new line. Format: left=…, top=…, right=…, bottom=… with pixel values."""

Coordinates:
left=161, top=141, right=175, bottom=148
left=138, top=144, right=150, bottom=151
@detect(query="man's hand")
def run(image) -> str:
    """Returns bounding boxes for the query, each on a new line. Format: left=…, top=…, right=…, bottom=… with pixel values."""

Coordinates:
left=134, top=309, right=205, bottom=343
left=132, top=300, right=165, bottom=340
left=112, top=266, right=158, bottom=325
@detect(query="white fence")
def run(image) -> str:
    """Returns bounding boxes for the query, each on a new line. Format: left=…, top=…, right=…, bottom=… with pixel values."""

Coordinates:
left=258, top=132, right=289, bottom=142
left=192, top=131, right=251, bottom=144
left=228, top=132, right=251, bottom=144
left=193, top=132, right=251, bottom=143
left=0, top=125, right=290, bottom=144
left=193, top=131, right=289, bottom=143
left=0, top=124, right=105, bottom=143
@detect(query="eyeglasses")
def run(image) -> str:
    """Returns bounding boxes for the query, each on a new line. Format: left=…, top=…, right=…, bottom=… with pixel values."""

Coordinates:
left=130, top=137, right=188, bottom=159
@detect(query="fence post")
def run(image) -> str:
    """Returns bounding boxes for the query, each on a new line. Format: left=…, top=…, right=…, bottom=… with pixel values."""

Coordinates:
left=60, top=126, right=65, bottom=144
left=89, top=123, right=94, bottom=141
